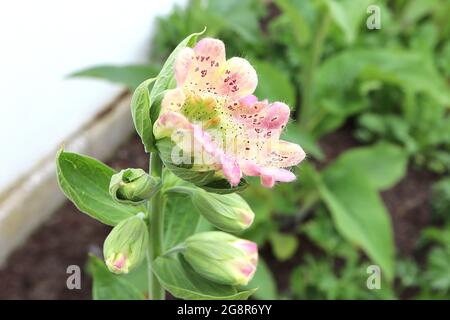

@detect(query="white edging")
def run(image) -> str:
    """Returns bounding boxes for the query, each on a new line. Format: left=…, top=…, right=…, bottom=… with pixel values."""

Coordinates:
left=0, top=93, right=134, bottom=266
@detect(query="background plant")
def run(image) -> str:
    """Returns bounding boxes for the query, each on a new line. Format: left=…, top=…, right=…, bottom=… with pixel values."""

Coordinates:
left=72, top=0, right=450, bottom=300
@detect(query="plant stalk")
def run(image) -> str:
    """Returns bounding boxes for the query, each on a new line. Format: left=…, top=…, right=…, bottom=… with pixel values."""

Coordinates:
left=299, top=9, right=331, bottom=127
left=146, top=152, right=165, bottom=300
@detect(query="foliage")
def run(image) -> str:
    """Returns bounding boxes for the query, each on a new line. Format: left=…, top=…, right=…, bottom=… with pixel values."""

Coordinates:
left=68, top=0, right=450, bottom=300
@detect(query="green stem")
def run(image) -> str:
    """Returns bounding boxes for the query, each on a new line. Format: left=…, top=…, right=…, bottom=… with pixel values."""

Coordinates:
left=146, top=152, right=165, bottom=300
left=299, top=9, right=331, bottom=127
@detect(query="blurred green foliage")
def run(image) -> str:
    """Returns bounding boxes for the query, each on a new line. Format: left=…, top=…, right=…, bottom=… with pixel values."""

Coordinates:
left=73, top=0, right=450, bottom=300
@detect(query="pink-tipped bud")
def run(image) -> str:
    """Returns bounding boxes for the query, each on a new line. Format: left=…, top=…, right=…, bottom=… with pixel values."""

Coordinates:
left=103, top=214, right=148, bottom=274
left=191, top=190, right=254, bottom=233
left=183, top=231, right=258, bottom=286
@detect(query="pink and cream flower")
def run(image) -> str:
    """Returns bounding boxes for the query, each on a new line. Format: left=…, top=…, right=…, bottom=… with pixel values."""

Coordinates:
left=154, top=38, right=305, bottom=188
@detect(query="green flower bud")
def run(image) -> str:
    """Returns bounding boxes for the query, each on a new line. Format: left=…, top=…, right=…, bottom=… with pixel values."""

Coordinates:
left=183, top=231, right=258, bottom=286
left=109, top=168, right=160, bottom=205
left=191, top=190, right=254, bottom=233
left=103, top=213, right=148, bottom=274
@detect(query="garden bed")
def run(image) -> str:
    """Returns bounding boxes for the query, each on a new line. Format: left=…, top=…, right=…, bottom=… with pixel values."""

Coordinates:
left=0, top=125, right=437, bottom=299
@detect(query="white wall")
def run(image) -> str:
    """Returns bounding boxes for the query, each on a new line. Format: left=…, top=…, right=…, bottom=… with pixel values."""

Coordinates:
left=0, top=0, right=186, bottom=194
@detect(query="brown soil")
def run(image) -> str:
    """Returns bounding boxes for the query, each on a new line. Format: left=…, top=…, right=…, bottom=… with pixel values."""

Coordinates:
left=0, top=126, right=437, bottom=299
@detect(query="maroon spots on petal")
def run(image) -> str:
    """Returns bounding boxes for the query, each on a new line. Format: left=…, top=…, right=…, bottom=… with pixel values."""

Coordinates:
left=201, top=70, right=207, bottom=77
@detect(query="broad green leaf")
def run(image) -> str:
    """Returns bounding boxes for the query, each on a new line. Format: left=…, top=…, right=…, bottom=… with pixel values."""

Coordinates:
left=319, top=167, right=395, bottom=281
left=316, top=49, right=450, bottom=106
left=152, top=254, right=256, bottom=300
left=56, top=150, right=143, bottom=226
left=325, top=0, right=372, bottom=44
left=69, top=64, right=159, bottom=90
left=254, top=60, right=296, bottom=108
left=164, top=193, right=200, bottom=250
left=269, top=232, right=299, bottom=262
left=207, top=0, right=262, bottom=44
left=201, top=178, right=249, bottom=194
left=150, top=29, right=206, bottom=121
left=330, top=143, right=408, bottom=190
left=282, top=122, right=325, bottom=160
left=131, top=78, right=157, bottom=152
left=88, top=255, right=145, bottom=300
left=244, top=258, right=277, bottom=300
left=275, top=0, right=311, bottom=46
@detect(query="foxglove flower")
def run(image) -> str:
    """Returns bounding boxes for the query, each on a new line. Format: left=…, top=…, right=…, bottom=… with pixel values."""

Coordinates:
left=154, top=38, right=305, bottom=188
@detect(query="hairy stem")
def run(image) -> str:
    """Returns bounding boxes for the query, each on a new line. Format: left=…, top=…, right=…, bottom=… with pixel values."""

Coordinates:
left=299, top=9, right=331, bottom=127
left=146, top=152, right=165, bottom=300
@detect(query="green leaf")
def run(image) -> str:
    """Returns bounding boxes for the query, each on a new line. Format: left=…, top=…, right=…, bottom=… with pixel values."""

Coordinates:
left=316, top=49, right=450, bottom=106
left=282, top=122, right=325, bottom=160
left=88, top=255, right=145, bottom=300
left=164, top=193, right=200, bottom=250
left=244, top=257, right=277, bottom=300
left=152, top=254, right=256, bottom=300
left=150, top=29, right=206, bottom=121
left=275, top=0, right=311, bottom=46
left=56, top=150, right=143, bottom=226
left=69, top=64, right=159, bottom=90
left=325, top=0, right=372, bottom=44
left=131, top=78, right=157, bottom=152
left=319, top=166, right=395, bottom=281
left=253, top=61, right=296, bottom=108
left=269, top=232, right=299, bottom=262
left=330, top=143, right=408, bottom=190
left=201, top=178, right=249, bottom=194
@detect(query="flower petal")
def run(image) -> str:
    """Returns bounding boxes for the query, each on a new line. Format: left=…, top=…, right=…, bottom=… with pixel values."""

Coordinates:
left=260, top=167, right=296, bottom=188
left=219, top=57, right=257, bottom=100
left=161, top=88, right=186, bottom=113
left=177, top=38, right=226, bottom=95
left=194, top=38, right=226, bottom=65
left=269, top=140, right=306, bottom=167
left=154, top=111, right=242, bottom=186
left=175, top=47, right=195, bottom=86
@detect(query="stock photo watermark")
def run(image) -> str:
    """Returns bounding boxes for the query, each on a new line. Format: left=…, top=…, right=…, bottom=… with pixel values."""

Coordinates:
left=367, top=4, right=381, bottom=30
left=367, top=265, right=381, bottom=290
left=66, top=265, right=81, bottom=290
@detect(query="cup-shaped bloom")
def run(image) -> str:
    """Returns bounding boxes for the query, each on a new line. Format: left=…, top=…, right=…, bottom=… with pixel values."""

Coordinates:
left=109, top=168, right=160, bottom=205
left=191, top=189, right=254, bottom=232
left=183, top=231, right=258, bottom=286
left=153, top=38, right=306, bottom=188
left=103, top=213, right=148, bottom=274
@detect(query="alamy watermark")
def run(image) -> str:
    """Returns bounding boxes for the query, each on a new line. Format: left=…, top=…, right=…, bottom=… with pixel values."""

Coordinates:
left=66, top=265, right=81, bottom=290
left=367, top=5, right=381, bottom=30
left=366, top=265, right=381, bottom=290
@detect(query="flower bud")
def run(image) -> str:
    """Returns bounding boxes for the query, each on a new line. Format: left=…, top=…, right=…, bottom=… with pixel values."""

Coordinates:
left=109, top=168, right=160, bottom=205
left=183, top=231, right=258, bottom=286
left=103, top=213, right=148, bottom=274
left=191, top=190, right=254, bottom=233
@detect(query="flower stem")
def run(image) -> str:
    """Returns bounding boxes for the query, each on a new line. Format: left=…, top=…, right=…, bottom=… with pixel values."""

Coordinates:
left=298, top=9, right=331, bottom=127
left=146, top=152, right=165, bottom=300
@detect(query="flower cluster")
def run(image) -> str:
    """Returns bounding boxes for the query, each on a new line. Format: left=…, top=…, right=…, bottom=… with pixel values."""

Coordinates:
left=154, top=38, right=305, bottom=188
